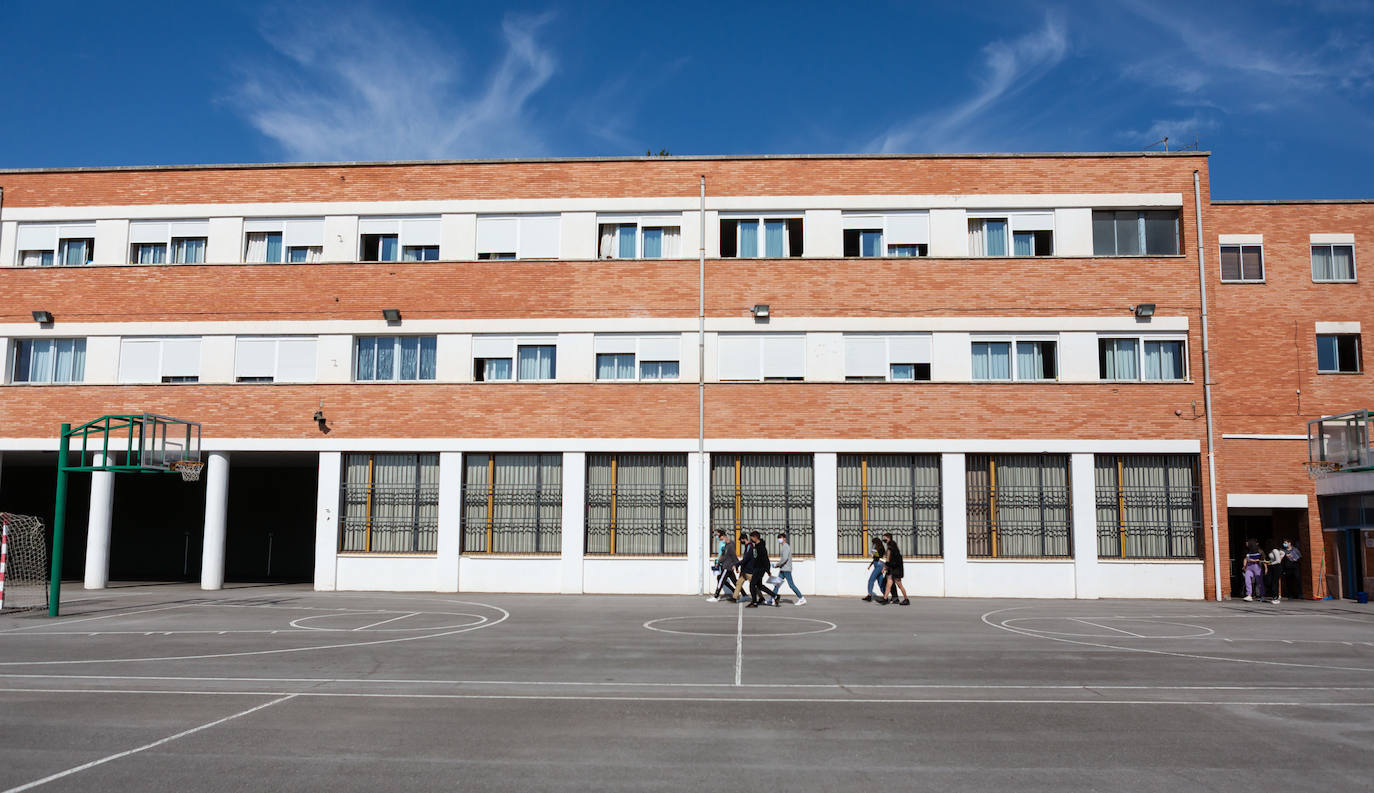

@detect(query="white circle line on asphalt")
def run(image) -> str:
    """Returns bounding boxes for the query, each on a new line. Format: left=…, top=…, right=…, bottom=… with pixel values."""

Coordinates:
left=644, top=615, right=837, bottom=638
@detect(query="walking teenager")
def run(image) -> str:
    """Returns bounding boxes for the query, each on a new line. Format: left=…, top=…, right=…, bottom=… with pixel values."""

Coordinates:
left=747, top=531, right=775, bottom=607
left=732, top=534, right=755, bottom=602
left=708, top=529, right=738, bottom=602
left=1242, top=538, right=1265, bottom=601
left=773, top=533, right=806, bottom=605
left=881, top=533, right=909, bottom=605
left=863, top=537, right=886, bottom=602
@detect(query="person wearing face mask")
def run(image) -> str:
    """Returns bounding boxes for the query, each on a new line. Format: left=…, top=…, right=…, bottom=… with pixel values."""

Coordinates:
left=1265, top=542, right=1285, bottom=604
left=1241, top=538, right=1265, bottom=602
left=1279, top=538, right=1303, bottom=601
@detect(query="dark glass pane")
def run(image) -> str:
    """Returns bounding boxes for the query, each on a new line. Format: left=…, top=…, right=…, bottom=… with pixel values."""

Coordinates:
left=1143, top=211, right=1179, bottom=255
left=1092, top=211, right=1116, bottom=255
left=1220, top=246, right=1241, bottom=280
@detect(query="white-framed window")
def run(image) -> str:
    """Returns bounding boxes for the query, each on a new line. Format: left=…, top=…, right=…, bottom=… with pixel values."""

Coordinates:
left=594, top=335, right=682, bottom=381
left=719, top=215, right=803, bottom=258
left=841, top=212, right=930, bottom=257
left=971, top=337, right=1058, bottom=381
left=359, top=217, right=441, bottom=262
left=128, top=220, right=209, bottom=264
left=1316, top=334, right=1361, bottom=373
left=1220, top=243, right=1264, bottom=282
left=966, top=211, right=1054, bottom=257
left=10, top=338, right=85, bottom=383
left=473, top=335, right=557, bottom=381
left=1311, top=244, right=1356, bottom=282
left=597, top=215, right=683, bottom=259
left=244, top=218, right=325, bottom=263
left=17, top=223, right=96, bottom=266
left=1098, top=335, right=1188, bottom=381
left=354, top=336, right=437, bottom=381
left=476, top=214, right=560, bottom=260
left=843, top=334, right=932, bottom=381
left=234, top=337, right=318, bottom=383
left=717, top=334, right=805, bottom=381
left=118, top=337, right=201, bottom=383
left=1092, top=210, right=1181, bottom=256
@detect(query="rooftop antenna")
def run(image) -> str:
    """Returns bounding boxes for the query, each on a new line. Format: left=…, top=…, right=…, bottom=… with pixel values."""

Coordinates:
left=1176, top=136, right=1200, bottom=152
left=1145, top=136, right=1170, bottom=152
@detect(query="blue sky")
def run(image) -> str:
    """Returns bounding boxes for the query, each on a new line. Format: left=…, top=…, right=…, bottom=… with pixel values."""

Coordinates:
left=3, top=0, right=1372, bottom=199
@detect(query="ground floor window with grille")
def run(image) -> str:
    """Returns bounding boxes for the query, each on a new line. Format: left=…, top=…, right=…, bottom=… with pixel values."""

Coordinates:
left=1095, top=454, right=1202, bottom=558
left=339, top=453, right=439, bottom=553
left=585, top=454, right=688, bottom=555
left=838, top=454, right=942, bottom=558
left=966, top=454, right=1071, bottom=558
left=462, top=454, right=562, bottom=553
left=710, top=453, right=814, bottom=557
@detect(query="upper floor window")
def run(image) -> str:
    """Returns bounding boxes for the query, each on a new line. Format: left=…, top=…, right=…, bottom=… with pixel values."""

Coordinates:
left=841, top=212, right=930, bottom=257
left=359, top=217, right=440, bottom=262
left=1098, top=336, right=1187, bottom=381
left=717, top=334, right=805, bottom=381
left=477, top=214, right=560, bottom=260
left=473, top=336, right=557, bottom=381
left=10, top=338, right=85, bottom=383
left=1220, top=244, right=1264, bottom=282
left=972, top=338, right=1057, bottom=381
left=594, top=335, right=681, bottom=381
left=844, top=334, right=932, bottom=381
left=598, top=216, right=682, bottom=259
left=129, top=221, right=208, bottom=264
left=244, top=218, right=324, bottom=263
left=118, top=337, right=200, bottom=383
left=1311, top=244, right=1356, bottom=282
left=968, top=212, right=1054, bottom=257
left=1316, top=334, right=1361, bottom=373
left=354, top=336, right=437, bottom=381
left=17, top=223, right=95, bottom=266
left=1092, top=210, right=1180, bottom=256
left=234, top=337, right=318, bottom=383
left=720, top=217, right=803, bottom=258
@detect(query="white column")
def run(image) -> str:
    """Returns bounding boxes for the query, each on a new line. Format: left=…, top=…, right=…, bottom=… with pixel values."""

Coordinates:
left=942, top=453, right=969, bottom=597
left=560, top=452, right=586, bottom=594
left=436, top=452, right=463, bottom=593
left=200, top=452, right=230, bottom=590
left=1070, top=452, right=1101, bottom=599
left=314, top=452, right=342, bottom=591
left=84, top=454, right=115, bottom=589
left=812, top=453, right=840, bottom=596
left=687, top=452, right=708, bottom=595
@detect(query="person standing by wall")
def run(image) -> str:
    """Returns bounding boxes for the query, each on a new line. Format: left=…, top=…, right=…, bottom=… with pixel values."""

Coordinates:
left=1242, top=538, right=1265, bottom=602
left=773, top=533, right=806, bottom=606
left=1281, top=538, right=1303, bottom=601
left=1265, top=542, right=1285, bottom=604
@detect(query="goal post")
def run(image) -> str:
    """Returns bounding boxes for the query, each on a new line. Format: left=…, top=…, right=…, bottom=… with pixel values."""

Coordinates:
left=0, top=512, right=49, bottom=612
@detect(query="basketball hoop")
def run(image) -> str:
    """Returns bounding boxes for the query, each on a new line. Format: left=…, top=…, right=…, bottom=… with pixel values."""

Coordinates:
left=170, top=460, right=204, bottom=482
left=1304, top=460, right=1340, bottom=481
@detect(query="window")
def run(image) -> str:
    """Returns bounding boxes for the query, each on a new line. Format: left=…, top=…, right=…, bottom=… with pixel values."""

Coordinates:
left=843, top=229, right=885, bottom=257
left=841, top=211, right=931, bottom=257
left=594, top=335, right=681, bottom=381
left=117, top=337, right=200, bottom=383
left=10, top=339, right=85, bottom=383
left=586, top=453, right=688, bottom=555
left=234, top=337, right=318, bottom=383
left=473, top=336, right=557, bottom=381
left=1220, top=244, right=1263, bottom=282
left=171, top=237, right=207, bottom=263
left=1311, top=244, right=1356, bottom=282
left=476, top=214, right=560, bottom=260
left=403, top=246, right=439, bottom=261
left=844, top=334, right=932, bottom=381
left=354, top=336, right=437, bottom=381
left=966, top=454, right=1071, bottom=558
left=1095, top=454, right=1201, bottom=559
left=968, top=212, right=1054, bottom=257
left=837, top=454, right=941, bottom=558
left=971, top=339, right=1057, bottom=381
left=719, top=217, right=803, bottom=258
left=244, top=218, right=325, bottom=263
left=462, top=453, right=562, bottom=553
left=339, top=453, right=439, bottom=553
left=359, top=217, right=440, bottom=263
left=1317, top=334, right=1361, bottom=373
left=598, top=217, right=683, bottom=259
left=132, top=242, right=166, bottom=264
left=126, top=221, right=209, bottom=265
left=711, top=453, right=814, bottom=557
left=361, top=234, right=399, bottom=262
left=717, top=334, right=805, bottom=381
left=1098, top=337, right=1187, bottom=381
left=16, top=223, right=96, bottom=266
left=1092, top=210, right=1180, bottom=256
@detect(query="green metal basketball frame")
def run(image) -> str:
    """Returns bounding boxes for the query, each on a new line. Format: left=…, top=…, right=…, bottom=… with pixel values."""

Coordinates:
left=48, top=414, right=201, bottom=617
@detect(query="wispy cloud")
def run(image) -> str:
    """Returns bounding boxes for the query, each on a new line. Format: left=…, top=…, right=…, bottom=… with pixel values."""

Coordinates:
left=228, top=6, right=556, bottom=161
left=1116, top=111, right=1221, bottom=148
left=865, top=14, right=1068, bottom=153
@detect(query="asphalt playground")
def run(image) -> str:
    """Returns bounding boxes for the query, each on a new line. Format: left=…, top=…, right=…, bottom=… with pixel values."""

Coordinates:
left=1, top=584, right=1371, bottom=792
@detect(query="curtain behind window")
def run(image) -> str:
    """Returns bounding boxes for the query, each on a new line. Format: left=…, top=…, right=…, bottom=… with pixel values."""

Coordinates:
left=517, top=346, right=555, bottom=380
left=1144, top=340, right=1183, bottom=380
left=738, top=221, right=758, bottom=257
left=972, top=342, right=1012, bottom=380
left=1100, top=338, right=1139, bottom=379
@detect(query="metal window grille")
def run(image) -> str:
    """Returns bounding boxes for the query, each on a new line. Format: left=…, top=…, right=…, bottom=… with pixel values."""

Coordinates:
left=585, top=454, right=689, bottom=556
left=1095, top=454, right=1202, bottom=559
left=710, top=453, right=814, bottom=557
left=837, top=454, right=942, bottom=558
left=966, top=454, right=1072, bottom=558
left=338, top=453, right=439, bottom=553
left=461, top=453, right=563, bottom=554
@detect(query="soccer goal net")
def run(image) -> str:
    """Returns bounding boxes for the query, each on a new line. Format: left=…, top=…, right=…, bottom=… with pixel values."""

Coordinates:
left=1, top=512, right=48, bottom=612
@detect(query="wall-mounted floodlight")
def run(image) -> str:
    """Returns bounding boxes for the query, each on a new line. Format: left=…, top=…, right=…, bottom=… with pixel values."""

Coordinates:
left=382, top=308, right=402, bottom=323
left=1132, top=303, right=1156, bottom=319
left=32, top=310, right=53, bottom=323
left=750, top=304, right=770, bottom=319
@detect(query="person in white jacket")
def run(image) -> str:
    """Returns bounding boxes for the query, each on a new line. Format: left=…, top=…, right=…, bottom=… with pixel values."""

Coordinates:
left=773, top=533, right=806, bottom=606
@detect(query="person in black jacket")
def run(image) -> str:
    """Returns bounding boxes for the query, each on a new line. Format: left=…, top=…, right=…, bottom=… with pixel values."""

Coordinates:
left=730, top=534, right=755, bottom=603
left=746, top=531, right=777, bottom=607
left=880, top=532, right=910, bottom=605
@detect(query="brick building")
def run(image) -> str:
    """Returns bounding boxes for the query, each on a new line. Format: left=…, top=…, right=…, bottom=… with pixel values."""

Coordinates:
left=0, top=153, right=1366, bottom=599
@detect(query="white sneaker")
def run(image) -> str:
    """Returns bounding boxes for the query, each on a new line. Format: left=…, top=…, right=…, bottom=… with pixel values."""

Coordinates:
left=767, top=598, right=776, bottom=606
left=1271, top=598, right=1281, bottom=604
left=796, top=597, right=807, bottom=605
left=1243, top=595, right=1253, bottom=602
left=706, top=596, right=719, bottom=602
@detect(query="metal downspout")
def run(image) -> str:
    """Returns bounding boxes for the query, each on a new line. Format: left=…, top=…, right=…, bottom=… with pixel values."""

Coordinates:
left=1195, top=169, right=1223, bottom=602
left=698, top=175, right=707, bottom=595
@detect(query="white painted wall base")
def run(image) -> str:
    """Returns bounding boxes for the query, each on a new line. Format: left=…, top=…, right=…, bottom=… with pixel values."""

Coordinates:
left=1095, top=561, right=1205, bottom=599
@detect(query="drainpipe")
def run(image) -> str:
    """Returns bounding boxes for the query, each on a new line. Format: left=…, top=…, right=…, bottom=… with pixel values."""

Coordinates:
left=698, top=175, right=707, bottom=595
left=1195, top=169, right=1223, bottom=602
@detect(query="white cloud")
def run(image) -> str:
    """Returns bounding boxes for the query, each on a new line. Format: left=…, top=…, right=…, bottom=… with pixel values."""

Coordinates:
left=1116, top=111, right=1221, bottom=149
left=229, top=7, right=556, bottom=161
left=866, top=14, right=1068, bottom=153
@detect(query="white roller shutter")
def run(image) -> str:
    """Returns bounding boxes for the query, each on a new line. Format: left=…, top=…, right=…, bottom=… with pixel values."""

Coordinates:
left=161, top=338, right=201, bottom=378
left=519, top=215, right=561, bottom=259
left=472, top=336, right=515, bottom=358
left=358, top=217, right=401, bottom=235
left=402, top=218, right=441, bottom=246
left=763, top=335, right=805, bottom=379
left=885, top=212, right=930, bottom=244
left=276, top=338, right=318, bottom=382
left=888, top=334, right=932, bottom=364
left=234, top=338, right=276, bottom=379
left=844, top=336, right=887, bottom=377
left=637, top=336, right=680, bottom=362
left=117, top=339, right=160, bottom=383
left=17, top=224, right=57, bottom=250
left=128, top=222, right=170, bottom=243
left=57, top=222, right=96, bottom=238
left=717, top=335, right=761, bottom=381
left=168, top=220, right=210, bottom=238
left=476, top=217, right=518, bottom=254
left=243, top=219, right=282, bottom=233
left=283, top=218, right=325, bottom=247
left=1010, top=212, right=1055, bottom=231
left=593, top=335, right=637, bottom=354
left=841, top=213, right=883, bottom=230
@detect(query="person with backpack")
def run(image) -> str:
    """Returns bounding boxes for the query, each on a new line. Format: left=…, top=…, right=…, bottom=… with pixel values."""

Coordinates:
left=880, top=533, right=910, bottom=606
left=707, top=529, right=738, bottom=602
left=746, top=531, right=776, bottom=607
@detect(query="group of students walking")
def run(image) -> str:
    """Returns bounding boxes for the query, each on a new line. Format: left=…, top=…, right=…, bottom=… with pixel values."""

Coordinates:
left=1240, top=537, right=1303, bottom=603
left=707, top=529, right=806, bottom=607
left=862, top=533, right=910, bottom=605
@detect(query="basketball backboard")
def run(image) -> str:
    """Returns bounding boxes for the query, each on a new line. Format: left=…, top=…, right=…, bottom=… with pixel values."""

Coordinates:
left=1307, top=410, right=1371, bottom=470
left=63, top=414, right=201, bottom=473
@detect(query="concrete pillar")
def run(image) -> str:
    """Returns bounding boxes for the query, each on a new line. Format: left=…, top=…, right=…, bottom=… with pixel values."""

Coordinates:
left=200, top=452, right=230, bottom=590
left=687, top=452, right=708, bottom=595
left=560, top=452, right=586, bottom=594
left=812, top=453, right=840, bottom=596
left=84, top=453, right=115, bottom=589
left=435, top=452, right=463, bottom=592
left=314, top=452, right=342, bottom=591
left=1070, top=452, right=1101, bottom=599
left=942, top=453, right=969, bottom=597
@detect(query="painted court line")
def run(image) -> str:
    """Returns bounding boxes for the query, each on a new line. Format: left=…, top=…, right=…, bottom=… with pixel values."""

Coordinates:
left=0, top=604, right=192, bottom=634
left=352, top=612, right=419, bottom=631
left=734, top=600, right=743, bottom=686
left=1070, top=618, right=1147, bottom=638
left=0, top=693, right=297, bottom=793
